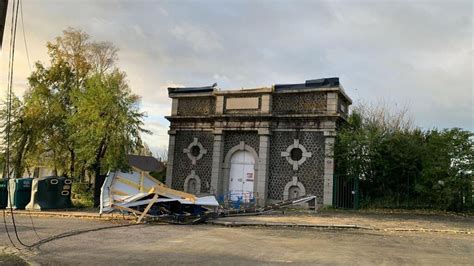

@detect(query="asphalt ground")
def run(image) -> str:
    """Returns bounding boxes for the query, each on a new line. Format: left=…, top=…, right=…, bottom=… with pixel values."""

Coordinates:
left=0, top=213, right=472, bottom=265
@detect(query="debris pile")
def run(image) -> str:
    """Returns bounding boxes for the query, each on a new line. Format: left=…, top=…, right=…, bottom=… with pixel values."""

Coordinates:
left=100, top=167, right=319, bottom=224
left=221, top=195, right=318, bottom=217
left=100, top=167, right=219, bottom=224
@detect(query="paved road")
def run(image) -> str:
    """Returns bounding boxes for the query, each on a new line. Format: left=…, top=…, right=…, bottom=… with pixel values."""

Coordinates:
left=0, top=215, right=473, bottom=265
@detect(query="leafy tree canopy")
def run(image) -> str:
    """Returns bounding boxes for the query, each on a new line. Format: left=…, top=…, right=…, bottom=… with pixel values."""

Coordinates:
left=2, top=28, right=148, bottom=184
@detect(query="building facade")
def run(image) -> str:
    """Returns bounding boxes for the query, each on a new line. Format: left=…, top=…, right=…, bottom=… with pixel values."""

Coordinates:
left=165, top=77, right=351, bottom=206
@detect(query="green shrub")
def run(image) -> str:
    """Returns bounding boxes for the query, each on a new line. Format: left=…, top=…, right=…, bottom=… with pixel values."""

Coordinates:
left=71, top=182, right=94, bottom=208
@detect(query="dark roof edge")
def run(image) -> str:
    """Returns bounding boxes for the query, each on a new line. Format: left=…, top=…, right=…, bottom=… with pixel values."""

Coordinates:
left=168, top=85, right=217, bottom=94
left=274, top=77, right=340, bottom=92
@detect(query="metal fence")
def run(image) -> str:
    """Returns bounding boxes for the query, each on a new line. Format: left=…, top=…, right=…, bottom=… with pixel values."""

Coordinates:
left=333, top=175, right=359, bottom=209
left=216, top=191, right=260, bottom=210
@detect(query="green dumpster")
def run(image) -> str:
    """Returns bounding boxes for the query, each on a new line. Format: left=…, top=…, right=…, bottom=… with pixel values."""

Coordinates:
left=0, top=179, right=7, bottom=209
left=7, top=178, right=33, bottom=210
left=26, top=176, right=72, bottom=210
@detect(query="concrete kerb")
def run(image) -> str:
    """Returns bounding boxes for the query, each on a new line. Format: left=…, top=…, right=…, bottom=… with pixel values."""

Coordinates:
left=207, top=220, right=371, bottom=230
left=5, top=210, right=136, bottom=221
left=206, top=220, right=473, bottom=234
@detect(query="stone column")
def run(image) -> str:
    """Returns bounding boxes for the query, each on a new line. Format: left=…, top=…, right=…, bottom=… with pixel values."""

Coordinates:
left=257, top=128, right=271, bottom=206
left=261, top=94, right=271, bottom=113
left=171, top=98, right=179, bottom=115
left=327, top=92, right=338, bottom=114
left=323, top=131, right=336, bottom=206
left=215, top=96, right=224, bottom=114
left=165, top=131, right=176, bottom=187
left=210, top=129, right=224, bottom=195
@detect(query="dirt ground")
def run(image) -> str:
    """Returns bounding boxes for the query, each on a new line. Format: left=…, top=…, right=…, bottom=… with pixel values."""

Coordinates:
left=0, top=212, right=473, bottom=265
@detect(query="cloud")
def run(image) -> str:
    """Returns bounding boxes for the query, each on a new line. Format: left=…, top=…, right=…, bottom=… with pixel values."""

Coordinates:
left=0, top=0, right=471, bottom=154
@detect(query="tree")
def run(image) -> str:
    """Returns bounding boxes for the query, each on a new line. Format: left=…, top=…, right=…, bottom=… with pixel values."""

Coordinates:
left=418, top=129, right=473, bottom=210
left=156, top=147, right=168, bottom=163
left=2, top=27, right=148, bottom=193
left=334, top=102, right=473, bottom=211
left=133, top=142, right=153, bottom=157
left=0, top=94, right=34, bottom=178
left=69, top=70, right=148, bottom=183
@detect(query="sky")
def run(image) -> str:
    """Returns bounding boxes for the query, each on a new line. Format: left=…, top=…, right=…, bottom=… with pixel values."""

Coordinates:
left=0, top=0, right=472, bottom=157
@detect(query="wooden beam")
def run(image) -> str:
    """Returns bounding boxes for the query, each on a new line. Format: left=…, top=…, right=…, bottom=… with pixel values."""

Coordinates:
left=136, top=193, right=159, bottom=223
left=116, top=175, right=141, bottom=190
left=154, top=184, right=197, bottom=202
left=111, top=189, right=129, bottom=196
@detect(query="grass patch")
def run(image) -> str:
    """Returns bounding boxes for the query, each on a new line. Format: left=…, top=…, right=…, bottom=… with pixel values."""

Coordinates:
left=71, top=182, right=94, bottom=208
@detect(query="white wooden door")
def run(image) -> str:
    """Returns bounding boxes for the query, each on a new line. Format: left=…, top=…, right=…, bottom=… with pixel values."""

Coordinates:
left=229, top=150, right=255, bottom=201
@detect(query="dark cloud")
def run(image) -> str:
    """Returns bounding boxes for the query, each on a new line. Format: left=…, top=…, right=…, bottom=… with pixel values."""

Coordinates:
left=1, top=0, right=471, bottom=155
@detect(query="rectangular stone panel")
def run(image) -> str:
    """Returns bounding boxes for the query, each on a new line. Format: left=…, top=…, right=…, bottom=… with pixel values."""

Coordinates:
left=226, top=97, right=260, bottom=110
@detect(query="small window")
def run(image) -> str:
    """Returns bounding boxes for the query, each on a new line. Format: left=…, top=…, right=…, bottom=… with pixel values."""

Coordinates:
left=187, top=179, right=197, bottom=194
left=191, top=145, right=201, bottom=157
left=289, top=186, right=301, bottom=200
left=290, top=148, right=303, bottom=161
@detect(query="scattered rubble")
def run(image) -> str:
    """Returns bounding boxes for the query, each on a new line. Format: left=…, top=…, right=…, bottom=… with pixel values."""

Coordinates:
left=100, top=167, right=320, bottom=224
left=220, top=195, right=318, bottom=217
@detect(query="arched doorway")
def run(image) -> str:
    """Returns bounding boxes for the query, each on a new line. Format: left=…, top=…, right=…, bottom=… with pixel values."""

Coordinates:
left=229, top=150, right=255, bottom=201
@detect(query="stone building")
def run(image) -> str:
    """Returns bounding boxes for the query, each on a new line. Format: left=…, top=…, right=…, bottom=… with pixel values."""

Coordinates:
left=165, top=77, right=352, bottom=207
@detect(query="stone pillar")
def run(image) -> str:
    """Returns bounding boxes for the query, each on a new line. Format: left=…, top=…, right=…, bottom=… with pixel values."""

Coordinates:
left=257, top=128, right=271, bottom=206
left=327, top=92, right=338, bottom=114
left=210, top=129, right=224, bottom=195
left=165, top=131, right=176, bottom=187
left=261, top=94, right=271, bottom=113
left=215, top=96, right=224, bottom=114
left=171, top=98, right=179, bottom=115
left=323, top=131, right=336, bottom=206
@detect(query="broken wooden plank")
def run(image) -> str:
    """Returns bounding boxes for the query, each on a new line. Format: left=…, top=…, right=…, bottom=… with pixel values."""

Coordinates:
left=154, top=184, right=197, bottom=203
left=137, top=192, right=159, bottom=223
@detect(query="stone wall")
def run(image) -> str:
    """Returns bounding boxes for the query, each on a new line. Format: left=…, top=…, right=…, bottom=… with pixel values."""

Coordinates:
left=223, top=131, right=260, bottom=159
left=171, top=131, right=214, bottom=193
left=268, top=131, right=325, bottom=203
left=177, top=97, right=215, bottom=116
left=167, top=80, right=351, bottom=206
left=272, top=92, right=327, bottom=114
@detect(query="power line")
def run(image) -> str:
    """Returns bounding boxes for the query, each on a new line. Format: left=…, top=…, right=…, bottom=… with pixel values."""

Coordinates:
left=18, top=0, right=40, bottom=240
left=19, top=0, right=30, bottom=72
left=3, top=0, right=19, bottom=249
left=2, top=208, right=18, bottom=249
left=3, top=0, right=38, bottom=249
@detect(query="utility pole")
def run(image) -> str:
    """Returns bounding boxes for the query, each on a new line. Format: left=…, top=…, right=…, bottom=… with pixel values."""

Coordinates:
left=0, top=0, right=8, bottom=49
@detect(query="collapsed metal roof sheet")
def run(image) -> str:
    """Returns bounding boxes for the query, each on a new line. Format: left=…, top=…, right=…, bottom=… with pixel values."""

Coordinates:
left=100, top=167, right=219, bottom=215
